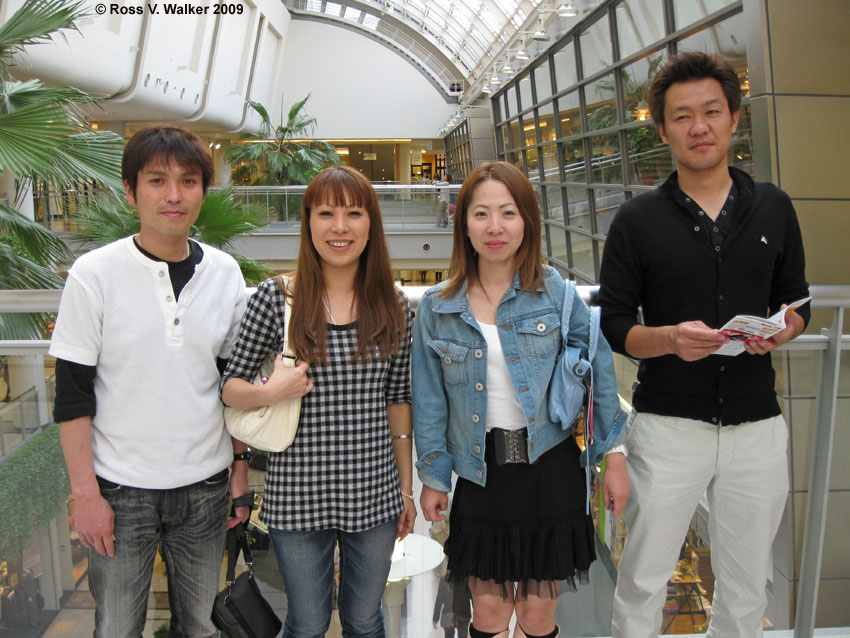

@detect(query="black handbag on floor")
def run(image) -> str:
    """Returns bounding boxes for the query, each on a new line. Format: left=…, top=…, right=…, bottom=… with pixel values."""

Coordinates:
left=212, top=520, right=282, bottom=638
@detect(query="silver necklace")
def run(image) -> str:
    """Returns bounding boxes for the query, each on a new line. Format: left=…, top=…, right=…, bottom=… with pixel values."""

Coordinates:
left=322, top=296, right=337, bottom=325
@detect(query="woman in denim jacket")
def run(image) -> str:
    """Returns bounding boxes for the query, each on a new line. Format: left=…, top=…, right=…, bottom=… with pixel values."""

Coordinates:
left=413, top=162, right=630, bottom=638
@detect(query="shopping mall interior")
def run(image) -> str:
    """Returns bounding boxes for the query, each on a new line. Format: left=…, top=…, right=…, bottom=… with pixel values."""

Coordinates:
left=0, top=0, right=848, bottom=635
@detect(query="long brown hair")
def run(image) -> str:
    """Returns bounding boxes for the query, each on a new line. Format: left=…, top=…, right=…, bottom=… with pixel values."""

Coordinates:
left=288, top=166, right=406, bottom=363
left=442, top=161, right=544, bottom=298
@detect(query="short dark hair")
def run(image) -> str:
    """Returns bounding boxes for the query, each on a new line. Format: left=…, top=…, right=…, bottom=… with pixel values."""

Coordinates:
left=648, top=52, right=741, bottom=126
left=122, top=126, right=214, bottom=196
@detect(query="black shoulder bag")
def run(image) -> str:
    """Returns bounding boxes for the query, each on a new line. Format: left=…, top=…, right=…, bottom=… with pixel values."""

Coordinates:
left=211, top=501, right=282, bottom=638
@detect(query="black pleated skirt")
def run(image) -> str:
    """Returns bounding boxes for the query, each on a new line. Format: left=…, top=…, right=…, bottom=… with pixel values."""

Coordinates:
left=444, top=432, right=596, bottom=598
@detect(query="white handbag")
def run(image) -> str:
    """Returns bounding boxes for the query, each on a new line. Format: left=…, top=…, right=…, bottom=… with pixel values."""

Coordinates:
left=225, top=276, right=301, bottom=452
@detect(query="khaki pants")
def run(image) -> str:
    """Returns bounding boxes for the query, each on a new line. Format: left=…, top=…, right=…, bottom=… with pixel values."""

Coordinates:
left=612, top=412, right=789, bottom=638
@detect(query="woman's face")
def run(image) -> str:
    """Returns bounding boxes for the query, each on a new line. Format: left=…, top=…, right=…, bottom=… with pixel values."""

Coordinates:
left=465, top=179, right=525, bottom=268
left=310, top=201, right=371, bottom=273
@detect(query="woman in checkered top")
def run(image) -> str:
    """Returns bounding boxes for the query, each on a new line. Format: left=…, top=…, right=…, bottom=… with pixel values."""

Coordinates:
left=221, top=166, right=416, bottom=637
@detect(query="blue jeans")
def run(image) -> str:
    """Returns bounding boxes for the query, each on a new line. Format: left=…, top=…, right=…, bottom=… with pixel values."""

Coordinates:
left=270, top=520, right=397, bottom=638
left=88, top=470, right=230, bottom=638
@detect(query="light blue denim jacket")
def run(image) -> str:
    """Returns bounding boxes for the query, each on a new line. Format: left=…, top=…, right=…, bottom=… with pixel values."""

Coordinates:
left=412, top=265, right=626, bottom=492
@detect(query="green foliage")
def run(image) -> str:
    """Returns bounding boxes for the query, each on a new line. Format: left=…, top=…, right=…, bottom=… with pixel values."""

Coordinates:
left=226, top=95, right=341, bottom=187
left=0, top=424, right=70, bottom=558
left=0, top=0, right=125, bottom=338
left=71, top=188, right=275, bottom=285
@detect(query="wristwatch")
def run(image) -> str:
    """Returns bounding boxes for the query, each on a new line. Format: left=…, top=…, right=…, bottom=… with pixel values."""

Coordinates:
left=233, top=451, right=253, bottom=463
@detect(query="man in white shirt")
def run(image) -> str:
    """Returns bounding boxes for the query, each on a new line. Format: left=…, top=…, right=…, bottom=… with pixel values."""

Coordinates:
left=50, top=127, right=250, bottom=637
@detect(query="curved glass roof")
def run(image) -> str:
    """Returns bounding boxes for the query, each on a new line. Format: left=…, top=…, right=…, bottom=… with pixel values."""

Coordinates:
left=292, top=0, right=546, bottom=84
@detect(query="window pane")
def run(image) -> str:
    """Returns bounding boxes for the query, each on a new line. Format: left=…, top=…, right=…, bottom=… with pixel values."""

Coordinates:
left=518, top=75, right=533, bottom=110
left=616, top=0, right=665, bottom=59
left=509, top=151, right=523, bottom=171
left=590, top=133, right=622, bottom=184
left=623, top=53, right=666, bottom=123
left=569, top=230, right=595, bottom=277
left=561, top=139, right=586, bottom=183
left=509, top=120, right=522, bottom=151
left=594, top=188, right=627, bottom=235
left=626, top=124, right=670, bottom=185
left=673, top=0, right=736, bottom=30
left=492, top=97, right=502, bottom=124
left=502, top=123, right=514, bottom=149
left=585, top=74, right=617, bottom=131
left=566, top=185, right=591, bottom=229
left=506, top=86, right=518, bottom=117
left=731, top=104, right=754, bottom=176
left=548, top=224, right=568, bottom=263
left=557, top=91, right=582, bottom=137
left=580, top=15, right=612, bottom=78
left=538, top=102, right=556, bottom=143
left=544, top=185, right=564, bottom=221
left=553, top=41, right=578, bottom=91
left=522, top=116, right=537, bottom=147
left=534, top=60, right=552, bottom=101
left=676, top=13, right=748, bottom=98
left=541, top=143, right=559, bottom=180
left=526, top=147, right=540, bottom=181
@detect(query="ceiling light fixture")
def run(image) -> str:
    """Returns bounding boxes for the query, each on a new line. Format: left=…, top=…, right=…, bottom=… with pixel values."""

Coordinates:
left=557, top=2, right=577, bottom=17
left=531, top=17, right=549, bottom=41
left=501, top=62, right=513, bottom=73
left=490, top=75, right=502, bottom=85
left=514, top=48, right=530, bottom=60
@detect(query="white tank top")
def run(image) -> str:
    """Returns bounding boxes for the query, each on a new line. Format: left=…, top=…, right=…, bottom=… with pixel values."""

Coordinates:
left=479, top=322, right=527, bottom=431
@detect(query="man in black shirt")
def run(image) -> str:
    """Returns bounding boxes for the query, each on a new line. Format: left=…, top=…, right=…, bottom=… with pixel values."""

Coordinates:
left=599, top=52, right=809, bottom=637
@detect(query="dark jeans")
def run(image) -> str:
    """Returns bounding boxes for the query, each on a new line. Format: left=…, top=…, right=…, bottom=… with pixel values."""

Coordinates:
left=89, top=470, right=229, bottom=638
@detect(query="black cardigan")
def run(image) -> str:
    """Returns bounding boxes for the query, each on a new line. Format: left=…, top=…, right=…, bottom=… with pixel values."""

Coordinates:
left=598, top=167, right=810, bottom=425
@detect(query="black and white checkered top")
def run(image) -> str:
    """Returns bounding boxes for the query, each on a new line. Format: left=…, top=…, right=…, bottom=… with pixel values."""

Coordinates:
left=221, top=278, right=411, bottom=531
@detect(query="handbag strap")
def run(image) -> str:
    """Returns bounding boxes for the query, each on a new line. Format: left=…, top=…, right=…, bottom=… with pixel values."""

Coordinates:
left=224, top=522, right=254, bottom=585
left=272, top=275, right=296, bottom=358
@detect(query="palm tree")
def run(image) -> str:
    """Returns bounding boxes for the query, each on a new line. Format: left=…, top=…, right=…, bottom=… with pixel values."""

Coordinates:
left=71, top=187, right=274, bottom=285
left=226, top=95, right=341, bottom=186
left=0, top=0, right=125, bottom=338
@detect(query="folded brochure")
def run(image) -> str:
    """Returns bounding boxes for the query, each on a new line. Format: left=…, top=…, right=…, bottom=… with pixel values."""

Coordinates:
left=713, top=296, right=811, bottom=356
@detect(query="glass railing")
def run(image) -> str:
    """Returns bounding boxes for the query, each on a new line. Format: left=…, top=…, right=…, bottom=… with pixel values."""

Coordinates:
left=28, top=184, right=463, bottom=235
left=0, top=286, right=847, bottom=637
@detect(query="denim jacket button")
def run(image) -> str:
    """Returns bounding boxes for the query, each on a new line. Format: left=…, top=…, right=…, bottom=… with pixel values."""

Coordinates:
left=537, top=322, right=545, bottom=332
left=476, top=470, right=483, bottom=478
left=475, top=382, right=483, bottom=391
left=444, top=357, right=452, bottom=364
left=472, top=414, right=480, bottom=423
left=474, top=445, right=481, bottom=453
left=474, top=349, right=483, bottom=358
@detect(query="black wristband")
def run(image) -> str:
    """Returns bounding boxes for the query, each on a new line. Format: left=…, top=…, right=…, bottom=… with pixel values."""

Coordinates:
left=233, top=451, right=252, bottom=463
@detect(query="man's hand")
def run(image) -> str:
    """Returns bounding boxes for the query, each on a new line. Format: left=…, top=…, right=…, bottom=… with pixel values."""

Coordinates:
left=744, top=306, right=804, bottom=356
left=668, top=321, right=729, bottom=361
left=602, top=453, right=631, bottom=518
left=74, top=492, right=116, bottom=556
left=227, top=471, right=251, bottom=529
left=420, top=485, right=448, bottom=522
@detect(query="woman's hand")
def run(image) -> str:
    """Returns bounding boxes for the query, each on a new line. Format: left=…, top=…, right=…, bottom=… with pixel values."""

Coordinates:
left=420, top=485, right=449, bottom=522
left=263, top=355, right=314, bottom=403
left=396, top=494, right=417, bottom=540
left=602, top=452, right=631, bottom=518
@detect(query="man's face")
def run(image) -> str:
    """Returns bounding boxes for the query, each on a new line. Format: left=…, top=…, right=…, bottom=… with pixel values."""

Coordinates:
left=124, top=158, right=204, bottom=244
left=658, top=78, right=739, bottom=174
